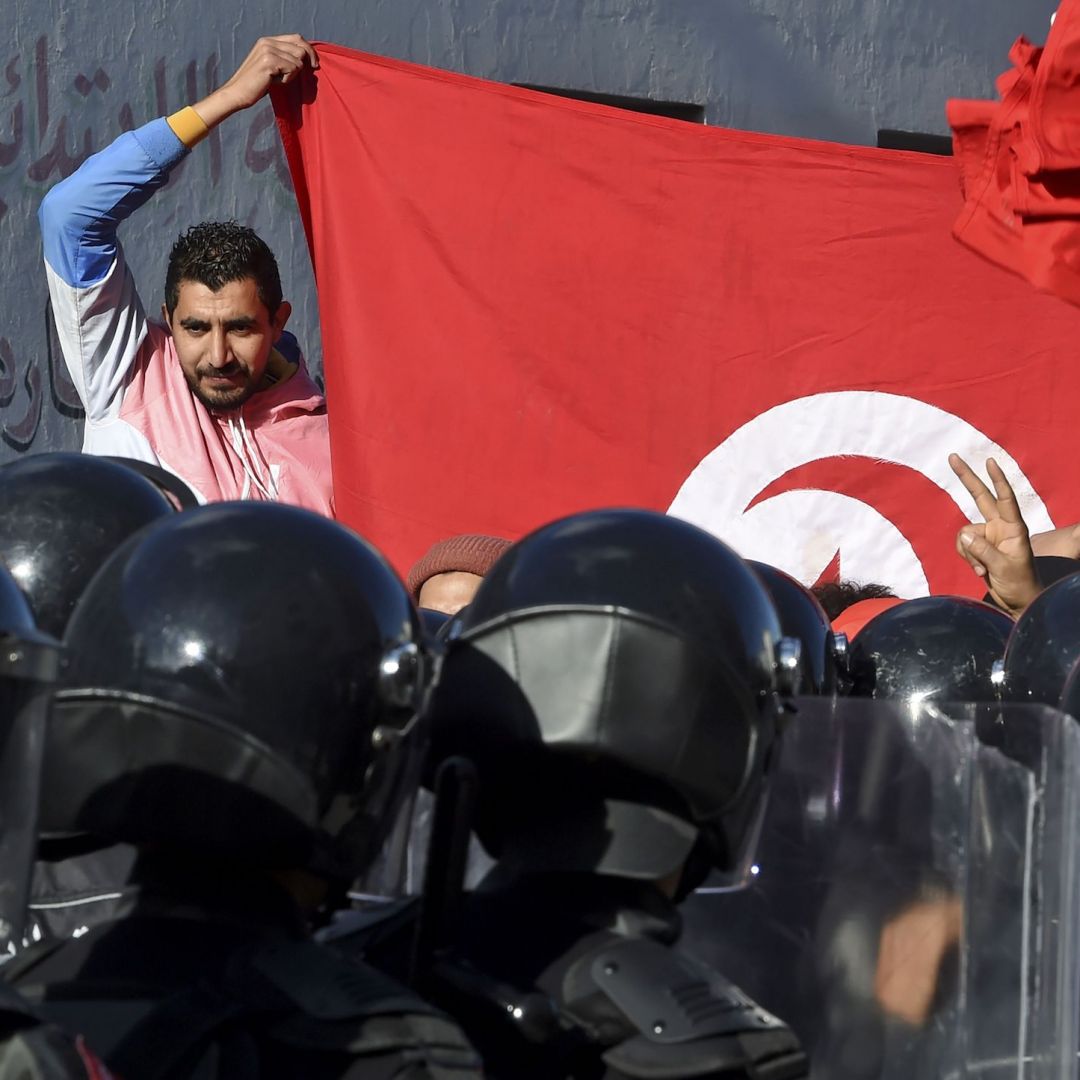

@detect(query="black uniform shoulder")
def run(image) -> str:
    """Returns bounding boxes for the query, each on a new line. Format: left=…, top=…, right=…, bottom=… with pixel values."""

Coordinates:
left=24, top=842, right=138, bottom=952
left=570, top=938, right=808, bottom=1080
left=417, top=931, right=807, bottom=1079
left=8, top=929, right=481, bottom=1080
left=249, top=940, right=482, bottom=1074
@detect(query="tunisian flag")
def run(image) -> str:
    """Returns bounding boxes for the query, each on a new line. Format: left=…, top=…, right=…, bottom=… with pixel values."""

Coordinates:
left=273, top=44, right=1080, bottom=598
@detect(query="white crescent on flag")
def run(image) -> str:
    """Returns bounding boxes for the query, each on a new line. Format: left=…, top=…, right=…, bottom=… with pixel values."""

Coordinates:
left=668, top=391, right=1054, bottom=598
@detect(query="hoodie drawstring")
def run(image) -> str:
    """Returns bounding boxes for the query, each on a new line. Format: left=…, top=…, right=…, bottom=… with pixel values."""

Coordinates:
left=227, top=414, right=279, bottom=501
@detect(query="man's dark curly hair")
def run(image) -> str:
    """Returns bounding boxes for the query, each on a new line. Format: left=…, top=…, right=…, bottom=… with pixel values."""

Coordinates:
left=164, top=221, right=282, bottom=318
left=811, top=579, right=897, bottom=621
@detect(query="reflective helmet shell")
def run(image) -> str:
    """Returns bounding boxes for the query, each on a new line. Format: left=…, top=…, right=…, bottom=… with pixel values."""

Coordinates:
left=1002, top=570, right=1080, bottom=706
left=848, top=596, right=1012, bottom=705
left=0, top=453, right=173, bottom=637
left=749, top=561, right=840, bottom=695
left=44, top=503, right=429, bottom=880
left=433, top=508, right=787, bottom=878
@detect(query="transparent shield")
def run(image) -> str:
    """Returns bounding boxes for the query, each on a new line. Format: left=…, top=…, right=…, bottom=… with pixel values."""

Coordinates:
left=681, top=697, right=1080, bottom=1080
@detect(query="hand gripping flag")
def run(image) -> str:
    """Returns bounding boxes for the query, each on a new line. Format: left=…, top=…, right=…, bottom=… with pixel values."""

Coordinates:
left=274, top=44, right=1080, bottom=598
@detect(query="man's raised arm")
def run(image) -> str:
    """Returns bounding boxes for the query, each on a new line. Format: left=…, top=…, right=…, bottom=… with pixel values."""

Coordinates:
left=187, top=34, right=318, bottom=129
left=38, top=35, right=317, bottom=424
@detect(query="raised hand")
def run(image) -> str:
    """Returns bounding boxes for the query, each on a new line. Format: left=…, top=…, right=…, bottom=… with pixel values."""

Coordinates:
left=949, top=453, right=1040, bottom=618
left=193, top=35, right=319, bottom=128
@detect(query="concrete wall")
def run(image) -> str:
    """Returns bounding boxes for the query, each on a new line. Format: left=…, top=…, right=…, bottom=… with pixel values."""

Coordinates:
left=0, top=0, right=1057, bottom=459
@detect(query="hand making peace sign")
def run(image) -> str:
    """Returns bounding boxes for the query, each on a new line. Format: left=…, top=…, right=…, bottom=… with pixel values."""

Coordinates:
left=948, top=453, right=1041, bottom=619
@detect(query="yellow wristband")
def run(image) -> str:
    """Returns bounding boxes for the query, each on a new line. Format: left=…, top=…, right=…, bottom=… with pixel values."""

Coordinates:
left=166, top=106, right=210, bottom=148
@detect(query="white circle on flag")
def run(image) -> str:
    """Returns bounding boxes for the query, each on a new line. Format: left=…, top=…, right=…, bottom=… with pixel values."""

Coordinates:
left=667, top=391, right=1054, bottom=598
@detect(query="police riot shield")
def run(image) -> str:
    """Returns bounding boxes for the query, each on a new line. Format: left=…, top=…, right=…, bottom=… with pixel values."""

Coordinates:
left=680, top=697, right=1080, bottom=1080
left=0, top=637, right=61, bottom=957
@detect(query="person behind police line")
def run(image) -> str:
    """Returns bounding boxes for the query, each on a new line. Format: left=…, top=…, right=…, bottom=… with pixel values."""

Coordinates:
left=407, top=534, right=512, bottom=617
left=334, top=509, right=809, bottom=1080
left=39, top=35, right=332, bottom=513
left=3, top=503, right=481, bottom=1079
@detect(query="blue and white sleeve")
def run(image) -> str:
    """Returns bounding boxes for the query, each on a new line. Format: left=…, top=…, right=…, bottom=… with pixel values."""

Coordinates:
left=39, top=118, right=189, bottom=423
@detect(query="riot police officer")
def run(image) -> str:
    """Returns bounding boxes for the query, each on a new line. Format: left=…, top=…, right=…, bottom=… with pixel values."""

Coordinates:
left=0, top=453, right=177, bottom=948
left=0, top=559, right=108, bottom=1077
left=4, top=503, right=481, bottom=1079
left=0, top=561, right=63, bottom=961
left=789, top=595, right=1011, bottom=1075
left=339, top=509, right=808, bottom=1079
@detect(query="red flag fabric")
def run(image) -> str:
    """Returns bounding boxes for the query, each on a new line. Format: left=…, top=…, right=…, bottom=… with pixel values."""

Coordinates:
left=273, top=43, right=1080, bottom=599
left=949, top=1, right=1080, bottom=306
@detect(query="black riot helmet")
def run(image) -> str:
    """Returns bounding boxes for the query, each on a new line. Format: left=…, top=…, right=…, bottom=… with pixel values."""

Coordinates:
left=847, top=596, right=1012, bottom=705
left=749, top=561, right=847, bottom=695
left=41, top=503, right=431, bottom=883
left=0, top=453, right=173, bottom=637
left=431, top=509, right=799, bottom=886
left=0, top=563, right=62, bottom=947
left=1000, top=570, right=1080, bottom=706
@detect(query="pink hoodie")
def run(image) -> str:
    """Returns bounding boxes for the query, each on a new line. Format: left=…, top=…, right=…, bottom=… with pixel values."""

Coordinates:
left=119, top=321, right=333, bottom=512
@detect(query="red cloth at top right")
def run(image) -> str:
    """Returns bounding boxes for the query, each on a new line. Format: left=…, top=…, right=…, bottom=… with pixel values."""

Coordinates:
left=949, top=0, right=1080, bottom=305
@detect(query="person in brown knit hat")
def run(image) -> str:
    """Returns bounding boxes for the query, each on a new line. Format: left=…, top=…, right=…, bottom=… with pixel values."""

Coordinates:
left=406, top=533, right=512, bottom=615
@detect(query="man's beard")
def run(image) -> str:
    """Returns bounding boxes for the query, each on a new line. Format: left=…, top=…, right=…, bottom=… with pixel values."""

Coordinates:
left=184, top=367, right=258, bottom=412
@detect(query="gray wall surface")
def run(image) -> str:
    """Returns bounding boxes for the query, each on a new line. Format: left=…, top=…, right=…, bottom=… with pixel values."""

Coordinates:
left=0, top=0, right=1058, bottom=458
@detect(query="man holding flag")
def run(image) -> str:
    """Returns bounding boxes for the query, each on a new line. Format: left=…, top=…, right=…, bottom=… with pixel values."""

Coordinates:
left=39, top=35, right=332, bottom=514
